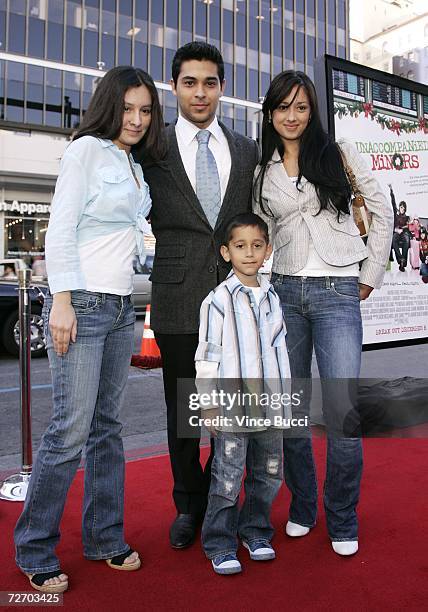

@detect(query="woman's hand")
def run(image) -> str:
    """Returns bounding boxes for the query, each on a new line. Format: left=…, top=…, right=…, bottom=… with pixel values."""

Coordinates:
left=358, top=283, right=373, bottom=301
left=49, top=292, right=77, bottom=355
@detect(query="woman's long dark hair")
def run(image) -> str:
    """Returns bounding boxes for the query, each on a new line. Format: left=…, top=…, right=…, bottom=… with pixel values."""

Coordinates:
left=254, top=70, right=352, bottom=218
left=73, top=66, right=166, bottom=162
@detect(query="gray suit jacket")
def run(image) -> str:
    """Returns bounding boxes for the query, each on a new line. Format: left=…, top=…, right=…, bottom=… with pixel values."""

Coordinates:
left=143, top=121, right=259, bottom=334
left=254, top=140, right=394, bottom=289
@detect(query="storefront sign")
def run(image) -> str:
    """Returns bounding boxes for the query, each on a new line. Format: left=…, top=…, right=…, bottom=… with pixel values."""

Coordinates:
left=0, top=200, right=51, bottom=215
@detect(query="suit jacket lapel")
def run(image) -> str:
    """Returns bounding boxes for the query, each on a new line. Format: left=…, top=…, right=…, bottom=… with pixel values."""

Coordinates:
left=166, top=124, right=212, bottom=227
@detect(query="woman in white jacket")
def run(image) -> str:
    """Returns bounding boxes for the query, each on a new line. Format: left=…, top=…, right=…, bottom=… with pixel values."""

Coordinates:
left=254, top=71, right=393, bottom=556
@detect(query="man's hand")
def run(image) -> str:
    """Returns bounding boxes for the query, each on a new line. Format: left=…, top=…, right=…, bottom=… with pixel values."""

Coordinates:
left=358, top=283, right=373, bottom=301
left=49, top=292, right=77, bottom=356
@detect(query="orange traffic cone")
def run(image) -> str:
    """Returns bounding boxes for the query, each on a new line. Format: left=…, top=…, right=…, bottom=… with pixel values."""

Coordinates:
left=131, top=305, right=162, bottom=369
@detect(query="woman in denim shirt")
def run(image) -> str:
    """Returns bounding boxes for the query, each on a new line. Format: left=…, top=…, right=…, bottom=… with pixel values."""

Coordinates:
left=15, top=66, right=166, bottom=593
left=254, top=71, right=393, bottom=558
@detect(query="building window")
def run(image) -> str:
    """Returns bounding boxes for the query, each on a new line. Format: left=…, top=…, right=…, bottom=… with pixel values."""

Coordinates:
left=236, top=64, right=246, bottom=100
left=8, top=10, right=26, bottom=54
left=166, top=0, right=178, bottom=28
left=195, top=1, right=206, bottom=38
left=28, top=13, right=45, bottom=58
left=6, top=61, right=25, bottom=123
left=181, top=0, right=193, bottom=34
left=328, top=0, right=336, bottom=26
left=307, top=36, right=316, bottom=67
left=296, top=32, right=305, bottom=64
left=150, top=45, right=164, bottom=82
left=26, top=65, right=44, bottom=125
left=209, top=1, right=220, bottom=41
left=236, top=11, right=246, bottom=47
left=223, top=7, right=233, bottom=44
left=338, top=0, right=346, bottom=29
left=45, top=67, right=62, bottom=127
left=285, top=28, right=293, bottom=61
left=249, top=68, right=258, bottom=102
left=151, top=0, right=163, bottom=25
left=64, top=71, right=81, bottom=128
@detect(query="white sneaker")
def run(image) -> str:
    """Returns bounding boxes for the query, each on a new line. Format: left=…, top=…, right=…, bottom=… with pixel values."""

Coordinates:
left=211, top=553, right=242, bottom=575
left=242, top=540, right=275, bottom=561
left=331, top=541, right=359, bottom=556
left=285, top=521, right=310, bottom=537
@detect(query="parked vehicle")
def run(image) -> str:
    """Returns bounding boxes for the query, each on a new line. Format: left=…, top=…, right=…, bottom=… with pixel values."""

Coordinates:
left=0, top=279, right=48, bottom=358
left=0, top=252, right=153, bottom=358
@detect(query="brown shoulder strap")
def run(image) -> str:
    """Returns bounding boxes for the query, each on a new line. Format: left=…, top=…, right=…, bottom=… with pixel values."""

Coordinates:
left=339, top=145, right=360, bottom=196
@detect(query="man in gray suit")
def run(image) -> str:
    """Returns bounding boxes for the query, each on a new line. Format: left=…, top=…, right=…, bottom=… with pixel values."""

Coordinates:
left=143, top=42, right=259, bottom=549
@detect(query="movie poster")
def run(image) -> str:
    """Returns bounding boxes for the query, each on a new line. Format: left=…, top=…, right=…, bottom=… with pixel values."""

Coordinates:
left=332, top=70, right=428, bottom=343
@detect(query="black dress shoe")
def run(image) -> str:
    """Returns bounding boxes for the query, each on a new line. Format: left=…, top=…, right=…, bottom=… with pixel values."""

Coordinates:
left=169, top=513, right=198, bottom=549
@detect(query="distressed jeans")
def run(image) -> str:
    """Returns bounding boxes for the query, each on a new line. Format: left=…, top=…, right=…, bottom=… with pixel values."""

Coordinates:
left=14, top=291, right=135, bottom=574
left=272, top=274, right=363, bottom=542
left=202, top=430, right=283, bottom=559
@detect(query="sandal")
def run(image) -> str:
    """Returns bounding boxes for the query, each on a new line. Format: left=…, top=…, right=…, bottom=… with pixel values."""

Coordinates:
left=25, top=570, right=68, bottom=594
left=105, top=548, right=141, bottom=571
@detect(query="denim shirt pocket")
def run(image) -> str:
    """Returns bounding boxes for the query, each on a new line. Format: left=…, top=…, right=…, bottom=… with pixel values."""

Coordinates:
left=94, top=166, right=134, bottom=220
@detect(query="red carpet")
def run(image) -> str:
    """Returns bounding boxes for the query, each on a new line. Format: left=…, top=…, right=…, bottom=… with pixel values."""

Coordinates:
left=1, top=439, right=427, bottom=611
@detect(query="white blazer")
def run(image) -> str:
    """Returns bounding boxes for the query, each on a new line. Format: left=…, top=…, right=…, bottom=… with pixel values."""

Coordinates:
left=253, top=140, right=394, bottom=289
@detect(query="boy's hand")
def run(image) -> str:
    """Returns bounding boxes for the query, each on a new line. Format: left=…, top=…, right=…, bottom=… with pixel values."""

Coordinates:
left=202, top=407, right=219, bottom=437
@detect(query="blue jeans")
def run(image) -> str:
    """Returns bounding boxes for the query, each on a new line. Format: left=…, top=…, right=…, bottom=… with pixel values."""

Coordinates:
left=14, top=291, right=135, bottom=573
left=271, top=274, right=363, bottom=542
left=202, top=430, right=283, bottom=559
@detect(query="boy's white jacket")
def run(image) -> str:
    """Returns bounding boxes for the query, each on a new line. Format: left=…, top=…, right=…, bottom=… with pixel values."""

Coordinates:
left=195, top=271, right=292, bottom=429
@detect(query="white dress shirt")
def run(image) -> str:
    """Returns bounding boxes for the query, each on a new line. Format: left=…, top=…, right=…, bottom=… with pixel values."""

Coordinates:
left=175, top=114, right=231, bottom=203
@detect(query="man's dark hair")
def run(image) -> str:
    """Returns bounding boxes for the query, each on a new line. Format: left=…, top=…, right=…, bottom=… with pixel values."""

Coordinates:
left=223, top=213, right=269, bottom=246
left=171, top=42, right=224, bottom=85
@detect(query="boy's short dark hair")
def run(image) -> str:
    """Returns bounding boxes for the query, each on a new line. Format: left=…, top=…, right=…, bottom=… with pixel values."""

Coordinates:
left=223, top=213, right=269, bottom=246
left=171, top=42, right=225, bottom=85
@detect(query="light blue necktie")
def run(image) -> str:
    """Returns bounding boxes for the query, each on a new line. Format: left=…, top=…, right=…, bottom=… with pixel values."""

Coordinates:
left=195, top=129, right=221, bottom=228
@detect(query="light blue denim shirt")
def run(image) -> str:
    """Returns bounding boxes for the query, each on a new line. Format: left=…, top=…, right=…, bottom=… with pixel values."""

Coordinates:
left=45, top=135, right=151, bottom=294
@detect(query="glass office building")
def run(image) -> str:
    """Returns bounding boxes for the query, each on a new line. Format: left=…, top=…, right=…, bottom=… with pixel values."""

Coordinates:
left=0, top=0, right=349, bottom=137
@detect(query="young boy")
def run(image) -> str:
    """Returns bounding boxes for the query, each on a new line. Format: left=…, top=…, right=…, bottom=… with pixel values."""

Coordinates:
left=195, top=212, right=291, bottom=575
